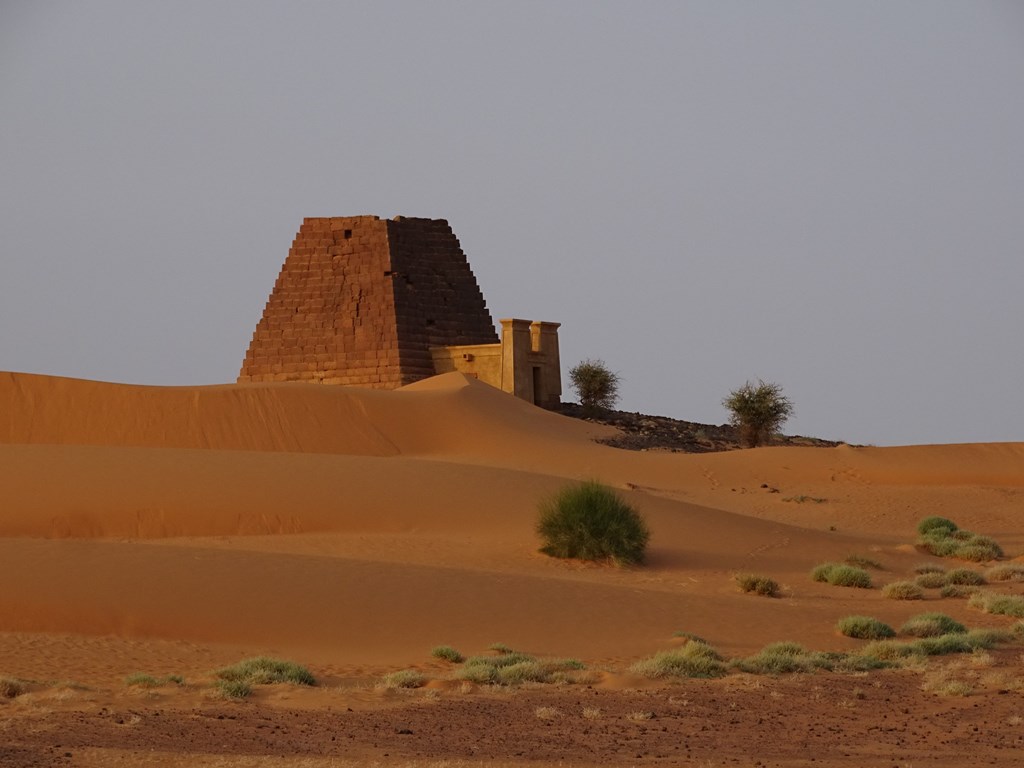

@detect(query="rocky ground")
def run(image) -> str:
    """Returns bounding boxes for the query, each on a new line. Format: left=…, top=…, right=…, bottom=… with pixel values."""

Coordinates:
left=557, top=403, right=843, bottom=454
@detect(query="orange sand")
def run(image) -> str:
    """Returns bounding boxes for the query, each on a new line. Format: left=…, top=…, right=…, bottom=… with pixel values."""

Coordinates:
left=1, top=370, right=1023, bottom=685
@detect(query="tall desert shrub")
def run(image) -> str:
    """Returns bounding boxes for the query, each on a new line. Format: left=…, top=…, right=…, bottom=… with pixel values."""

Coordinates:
left=722, top=379, right=794, bottom=448
left=537, top=481, right=649, bottom=565
left=569, top=359, right=621, bottom=414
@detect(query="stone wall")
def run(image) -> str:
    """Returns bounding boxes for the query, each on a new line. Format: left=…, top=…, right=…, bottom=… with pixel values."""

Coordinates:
left=238, top=215, right=498, bottom=387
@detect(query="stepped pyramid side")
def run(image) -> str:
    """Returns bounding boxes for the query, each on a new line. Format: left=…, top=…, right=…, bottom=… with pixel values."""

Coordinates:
left=238, top=215, right=498, bottom=388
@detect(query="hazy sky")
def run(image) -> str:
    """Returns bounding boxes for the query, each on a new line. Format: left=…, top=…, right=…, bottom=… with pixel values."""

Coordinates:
left=2, top=1, right=1022, bottom=446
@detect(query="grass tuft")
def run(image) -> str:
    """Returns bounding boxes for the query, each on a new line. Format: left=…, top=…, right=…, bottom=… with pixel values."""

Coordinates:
left=810, top=562, right=872, bottom=589
left=914, top=572, right=948, bottom=589
left=918, top=516, right=959, bottom=537
left=900, top=613, right=967, bottom=638
left=629, top=641, right=726, bottom=679
left=734, top=573, right=780, bottom=596
left=985, top=564, right=1024, bottom=583
left=379, top=669, right=426, bottom=689
left=845, top=555, right=882, bottom=570
left=216, top=679, right=252, bottom=699
left=969, top=592, right=1024, bottom=618
left=836, top=616, right=895, bottom=640
left=940, top=584, right=982, bottom=599
left=881, top=581, right=925, bottom=600
left=215, top=657, right=315, bottom=687
left=0, top=676, right=26, bottom=698
left=733, top=642, right=834, bottom=675
left=431, top=645, right=465, bottom=664
left=917, top=518, right=1004, bottom=562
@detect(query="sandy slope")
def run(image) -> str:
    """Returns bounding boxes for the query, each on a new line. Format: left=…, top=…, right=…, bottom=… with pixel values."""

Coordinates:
left=1, top=370, right=1023, bottom=676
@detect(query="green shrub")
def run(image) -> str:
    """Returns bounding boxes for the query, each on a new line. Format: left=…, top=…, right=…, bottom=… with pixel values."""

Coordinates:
left=629, top=641, right=726, bottom=680
left=881, top=581, right=924, bottom=600
left=918, top=517, right=959, bottom=537
left=569, top=359, right=621, bottom=413
left=215, top=657, right=315, bottom=687
left=735, top=573, right=779, bottom=597
left=986, top=564, right=1024, bottom=582
left=733, top=642, right=832, bottom=674
left=431, top=645, right=464, bottom=663
left=216, top=679, right=252, bottom=699
left=836, top=616, right=895, bottom=640
left=956, top=536, right=1004, bottom=562
left=379, top=669, right=426, bottom=689
left=722, top=379, right=794, bottom=448
left=536, top=481, right=649, bottom=565
left=915, top=572, right=947, bottom=589
left=944, top=568, right=986, bottom=586
left=900, top=613, right=967, bottom=638
left=969, top=593, right=1024, bottom=618
left=810, top=562, right=872, bottom=589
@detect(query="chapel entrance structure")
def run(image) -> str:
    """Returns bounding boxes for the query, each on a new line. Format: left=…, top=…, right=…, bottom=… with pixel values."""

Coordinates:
left=238, top=215, right=561, bottom=408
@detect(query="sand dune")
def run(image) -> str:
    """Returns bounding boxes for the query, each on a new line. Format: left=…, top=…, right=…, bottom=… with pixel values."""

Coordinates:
left=2, top=370, right=1023, bottom=678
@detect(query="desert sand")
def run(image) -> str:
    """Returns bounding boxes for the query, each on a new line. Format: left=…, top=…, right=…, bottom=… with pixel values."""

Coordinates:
left=2, top=370, right=1023, bottom=766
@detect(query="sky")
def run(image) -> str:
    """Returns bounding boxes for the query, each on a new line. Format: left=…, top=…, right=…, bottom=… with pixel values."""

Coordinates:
left=2, top=1, right=1022, bottom=447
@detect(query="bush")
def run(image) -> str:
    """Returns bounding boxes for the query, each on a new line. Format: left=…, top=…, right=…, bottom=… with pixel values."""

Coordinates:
left=836, top=616, right=895, bottom=640
left=722, top=379, right=794, bottom=448
left=431, top=645, right=464, bottom=663
left=569, top=359, right=621, bottom=413
left=881, top=581, right=925, bottom=600
left=455, top=653, right=588, bottom=686
left=810, top=562, right=872, bottom=589
left=629, top=641, right=726, bottom=679
left=536, top=481, right=649, bottom=565
left=735, top=573, right=779, bottom=597
left=215, top=657, right=315, bottom=687
left=900, top=613, right=967, bottom=638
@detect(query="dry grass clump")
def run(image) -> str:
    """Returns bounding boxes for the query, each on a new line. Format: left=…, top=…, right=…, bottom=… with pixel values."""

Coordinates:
left=810, top=562, right=872, bottom=589
left=534, top=706, right=561, bottom=720
left=0, top=676, right=26, bottom=698
left=629, top=641, right=726, bottom=680
left=215, top=679, right=252, bottom=699
left=969, top=592, right=1024, bottom=618
left=836, top=616, right=895, bottom=640
left=881, top=581, right=925, bottom=600
left=944, top=568, right=986, bottom=586
left=845, top=555, right=882, bottom=570
left=914, top=572, right=948, bottom=589
left=900, top=613, right=967, bottom=638
left=917, top=517, right=1004, bottom=562
left=216, top=657, right=315, bottom=687
left=379, top=670, right=427, bottom=689
left=626, top=710, right=655, bottom=721
left=431, top=645, right=465, bottom=663
left=985, top=564, right=1024, bottom=582
left=732, top=642, right=835, bottom=675
left=940, top=584, right=982, bottom=599
left=734, top=573, right=780, bottom=596
left=582, top=706, right=602, bottom=719
left=126, top=673, right=185, bottom=688
left=453, top=650, right=588, bottom=686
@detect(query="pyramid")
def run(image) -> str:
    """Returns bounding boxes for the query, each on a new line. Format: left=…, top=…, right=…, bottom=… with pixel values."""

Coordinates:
left=238, top=216, right=499, bottom=388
